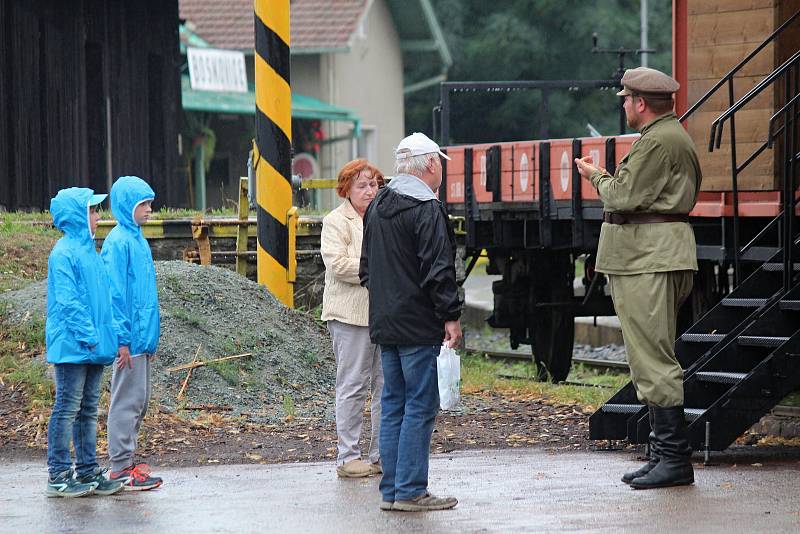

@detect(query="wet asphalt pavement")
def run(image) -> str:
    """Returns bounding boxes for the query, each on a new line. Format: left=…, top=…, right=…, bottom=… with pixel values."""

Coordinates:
left=3, top=448, right=799, bottom=533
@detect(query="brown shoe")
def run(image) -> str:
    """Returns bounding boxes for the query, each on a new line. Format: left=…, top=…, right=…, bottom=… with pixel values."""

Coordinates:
left=336, top=459, right=372, bottom=478
left=392, top=492, right=457, bottom=512
left=370, top=461, right=382, bottom=475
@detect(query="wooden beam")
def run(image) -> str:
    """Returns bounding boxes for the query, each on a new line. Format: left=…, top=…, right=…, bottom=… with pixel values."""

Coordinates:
left=688, top=0, right=774, bottom=16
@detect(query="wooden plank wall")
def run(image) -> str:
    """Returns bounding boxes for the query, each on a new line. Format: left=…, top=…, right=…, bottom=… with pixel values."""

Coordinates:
left=687, top=1, right=800, bottom=191
left=687, top=0, right=778, bottom=191
left=0, top=0, right=182, bottom=211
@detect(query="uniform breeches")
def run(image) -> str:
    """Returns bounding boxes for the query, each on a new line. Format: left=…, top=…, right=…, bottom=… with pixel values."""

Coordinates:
left=608, top=271, right=693, bottom=407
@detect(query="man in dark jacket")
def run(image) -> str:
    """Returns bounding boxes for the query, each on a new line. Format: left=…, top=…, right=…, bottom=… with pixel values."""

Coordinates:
left=360, top=132, right=462, bottom=512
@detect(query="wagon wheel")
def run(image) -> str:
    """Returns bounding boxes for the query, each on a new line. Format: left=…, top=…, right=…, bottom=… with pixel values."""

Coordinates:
left=531, top=307, right=574, bottom=382
left=529, top=252, right=575, bottom=383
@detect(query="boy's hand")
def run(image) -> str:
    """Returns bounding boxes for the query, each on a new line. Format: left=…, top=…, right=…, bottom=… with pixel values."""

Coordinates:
left=117, top=346, right=133, bottom=370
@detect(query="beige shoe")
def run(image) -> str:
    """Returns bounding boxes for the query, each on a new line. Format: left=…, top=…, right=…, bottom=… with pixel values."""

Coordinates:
left=393, top=492, right=458, bottom=512
left=336, top=459, right=372, bottom=478
left=370, top=461, right=382, bottom=475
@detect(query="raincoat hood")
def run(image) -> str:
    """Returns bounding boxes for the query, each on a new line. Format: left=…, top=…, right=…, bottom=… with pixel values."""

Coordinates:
left=387, top=173, right=438, bottom=201
left=50, top=187, right=98, bottom=243
left=111, top=176, right=155, bottom=229
left=374, top=174, right=438, bottom=219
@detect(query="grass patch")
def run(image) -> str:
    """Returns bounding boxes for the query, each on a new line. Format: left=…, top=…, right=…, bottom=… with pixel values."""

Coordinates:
left=169, top=306, right=203, bottom=327
left=282, top=394, right=296, bottom=418
left=0, top=303, right=53, bottom=408
left=301, top=350, right=320, bottom=365
left=0, top=211, right=53, bottom=223
left=461, top=352, right=628, bottom=409
left=780, top=391, right=800, bottom=407
left=150, top=207, right=243, bottom=220
left=0, top=220, right=60, bottom=292
left=208, top=360, right=240, bottom=385
left=0, top=355, right=53, bottom=408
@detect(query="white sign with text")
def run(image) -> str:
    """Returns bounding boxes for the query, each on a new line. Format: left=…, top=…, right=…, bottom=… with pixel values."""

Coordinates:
left=188, top=47, right=247, bottom=93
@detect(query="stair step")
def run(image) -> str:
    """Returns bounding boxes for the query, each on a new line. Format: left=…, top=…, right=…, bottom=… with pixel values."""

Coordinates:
left=601, top=403, right=705, bottom=422
left=601, top=403, right=644, bottom=414
left=695, top=371, right=748, bottom=384
left=681, top=333, right=725, bottom=343
left=780, top=300, right=800, bottom=311
left=721, top=298, right=768, bottom=307
left=737, top=336, right=790, bottom=347
left=762, top=262, right=800, bottom=272
left=684, top=408, right=705, bottom=422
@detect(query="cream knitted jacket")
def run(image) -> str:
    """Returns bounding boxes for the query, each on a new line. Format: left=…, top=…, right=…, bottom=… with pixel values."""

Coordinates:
left=320, top=200, right=369, bottom=326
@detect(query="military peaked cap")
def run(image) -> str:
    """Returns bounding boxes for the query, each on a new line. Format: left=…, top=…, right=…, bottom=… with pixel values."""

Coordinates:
left=616, top=67, right=680, bottom=97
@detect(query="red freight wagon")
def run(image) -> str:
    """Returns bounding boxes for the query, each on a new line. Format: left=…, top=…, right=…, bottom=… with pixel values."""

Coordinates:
left=437, top=1, right=800, bottom=455
left=439, top=4, right=800, bottom=393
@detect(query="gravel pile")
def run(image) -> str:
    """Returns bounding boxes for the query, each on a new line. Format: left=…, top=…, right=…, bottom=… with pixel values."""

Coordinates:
left=2, top=261, right=336, bottom=423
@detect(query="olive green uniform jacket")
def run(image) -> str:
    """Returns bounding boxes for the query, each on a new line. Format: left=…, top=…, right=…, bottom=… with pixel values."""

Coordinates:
left=589, top=112, right=702, bottom=275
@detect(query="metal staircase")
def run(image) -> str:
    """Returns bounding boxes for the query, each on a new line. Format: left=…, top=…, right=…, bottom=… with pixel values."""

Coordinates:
left=590, top=11, right=800, bottom=451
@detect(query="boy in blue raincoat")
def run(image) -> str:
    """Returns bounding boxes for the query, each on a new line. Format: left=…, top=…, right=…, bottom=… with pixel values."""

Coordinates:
left=45, top=187, right=125, bottom=498
left=103, top=176, right=163, bottom=490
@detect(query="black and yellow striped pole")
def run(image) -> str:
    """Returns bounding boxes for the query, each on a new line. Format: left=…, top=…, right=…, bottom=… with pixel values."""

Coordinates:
left=254, top=0, right=295, bottom=306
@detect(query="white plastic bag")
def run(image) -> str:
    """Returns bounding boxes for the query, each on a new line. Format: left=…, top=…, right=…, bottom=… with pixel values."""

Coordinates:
left=437, top=344, right=461, bottom=410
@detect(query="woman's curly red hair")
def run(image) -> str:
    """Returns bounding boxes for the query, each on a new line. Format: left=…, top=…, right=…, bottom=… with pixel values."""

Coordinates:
left=336, top=159, right=385, bottom=198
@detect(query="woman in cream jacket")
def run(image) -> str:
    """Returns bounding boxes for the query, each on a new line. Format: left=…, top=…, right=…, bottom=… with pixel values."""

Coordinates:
left=321, top=159, right=384, bottom=478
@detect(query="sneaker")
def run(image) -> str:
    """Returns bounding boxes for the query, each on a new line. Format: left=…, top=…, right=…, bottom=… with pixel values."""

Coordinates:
left=370, top=461, right=382, bottom=475
left=379, top=500, right=394, bottom=511
left=109, top=463, right=163, bottom=491
left=45, top=469, right=96, bottom=498
left=392, top=492, right=458, bottom=512
left=336, top=459, right=372, bottom=478
left=77, top=467, right=125, bottom=496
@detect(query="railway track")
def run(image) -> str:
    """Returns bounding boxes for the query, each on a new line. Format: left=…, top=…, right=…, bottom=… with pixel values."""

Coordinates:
left=464, top=346, right=800, bottom=415
left=464, top=347, right=628, bottom=371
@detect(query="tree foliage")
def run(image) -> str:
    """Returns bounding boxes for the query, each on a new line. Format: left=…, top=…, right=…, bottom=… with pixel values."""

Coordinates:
left=405, top=0, right=672, bottom=144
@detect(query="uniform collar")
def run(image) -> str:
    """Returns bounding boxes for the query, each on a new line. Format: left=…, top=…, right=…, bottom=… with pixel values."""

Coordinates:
left=640, top=112, right=677, bottom=135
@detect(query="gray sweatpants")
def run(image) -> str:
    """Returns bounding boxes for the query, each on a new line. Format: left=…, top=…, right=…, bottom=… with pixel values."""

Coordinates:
left=107, top=354, right=152, bottom=472
left=327, top=320, right=383, bottom=466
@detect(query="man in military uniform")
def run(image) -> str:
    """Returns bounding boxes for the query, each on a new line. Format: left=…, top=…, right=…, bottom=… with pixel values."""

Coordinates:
left=575, top=67, right=702, bottom=489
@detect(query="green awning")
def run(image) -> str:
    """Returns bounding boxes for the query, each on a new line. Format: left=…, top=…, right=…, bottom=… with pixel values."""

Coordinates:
left=181, top=76, right=360, bottom=134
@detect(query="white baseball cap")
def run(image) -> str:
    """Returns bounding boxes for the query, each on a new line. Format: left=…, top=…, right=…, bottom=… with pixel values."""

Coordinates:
left=395, top=132, right=451, bottom=161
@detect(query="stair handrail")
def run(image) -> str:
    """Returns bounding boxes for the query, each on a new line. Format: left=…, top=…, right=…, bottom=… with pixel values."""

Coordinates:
left=711, top=49, right=800, bottom=149
left=678, top=9, right=800, bottom=287
left=678, top=9, right=800, bottom=124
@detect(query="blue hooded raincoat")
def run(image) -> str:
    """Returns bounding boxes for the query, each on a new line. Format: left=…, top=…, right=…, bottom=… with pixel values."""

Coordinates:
left=101, top=176, right=160, bottom=355
left=46, top=187, right=118, bottom=365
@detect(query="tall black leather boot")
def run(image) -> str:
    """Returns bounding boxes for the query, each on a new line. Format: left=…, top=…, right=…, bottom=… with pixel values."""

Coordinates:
left=622, top=407, right=659, bottom=484
left=629, top=406, right=694, bottom=489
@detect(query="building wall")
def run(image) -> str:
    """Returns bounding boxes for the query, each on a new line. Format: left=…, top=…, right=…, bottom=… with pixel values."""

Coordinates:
left=686, top=0, right=800, bottom=191
left=291, top=54, right=323, bottom=100
left=0, top=0, right=182, bottom=211
left=317, top=0, right=405, bottom=209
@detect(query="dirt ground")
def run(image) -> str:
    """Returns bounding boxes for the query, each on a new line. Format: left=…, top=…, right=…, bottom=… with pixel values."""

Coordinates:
left=1, top=380, right=593, bottom=467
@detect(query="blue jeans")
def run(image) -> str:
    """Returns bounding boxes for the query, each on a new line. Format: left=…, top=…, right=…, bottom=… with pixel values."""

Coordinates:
left=379, top=345, right=440, bottom=502
left=47, top=363, right=104, bottom=478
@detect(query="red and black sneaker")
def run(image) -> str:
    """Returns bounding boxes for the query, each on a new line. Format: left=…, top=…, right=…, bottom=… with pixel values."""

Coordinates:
left=109, top=463, right=163, bottom=491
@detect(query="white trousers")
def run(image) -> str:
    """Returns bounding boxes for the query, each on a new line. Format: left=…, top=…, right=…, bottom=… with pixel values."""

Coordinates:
left=327, top=320, right=383, bottom=465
